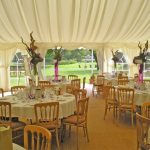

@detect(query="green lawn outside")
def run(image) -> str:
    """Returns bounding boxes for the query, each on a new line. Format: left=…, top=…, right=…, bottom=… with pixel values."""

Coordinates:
left=10, top=62, right=99, bottom=86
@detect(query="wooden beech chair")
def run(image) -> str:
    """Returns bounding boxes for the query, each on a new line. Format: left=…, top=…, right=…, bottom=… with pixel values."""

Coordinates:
left=34, top=102, right=60, bottom=150
left=71, top=79, right=81, bottom=90
left=66, top=79, right=81, bottom=94
left=117, top=87, right=135, bottom=126
left=118, top=75, right=128, bottom=80
left=141, top=102, right=150, bottom=118
left=92, top=75, right=105, bottom=96
left=82, top=77, right=86, bottom=89
left=11, top=86, right=26, bottom=95
left=38, top=80, right=51, bottom=88
left=73, top=89, right=87, bottom=116
left=68, top=75, right=78, bottom=81
left=136, top=113, right=150, bottom=150
left=118, top=79, right=129, bottom=85
left=73, top=89, right=87, bottom=106
left=62, top=97, right=89, bottom=150
left=24, top=125, right=52, bottom=150
left=103, top=86, right=117, bottom=120
left=0, top=88, right=4, bottom=97
left=0, top=101, right=26, bottom=140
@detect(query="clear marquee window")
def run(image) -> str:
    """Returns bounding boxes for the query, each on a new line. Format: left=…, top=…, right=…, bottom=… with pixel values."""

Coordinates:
left=109, top=50, right=130, bottom=76
left=9, top=48, right=98, bottom=86
left=10, top=52, right=26, bottom=87
left=144, top=59, right=150, bottom=79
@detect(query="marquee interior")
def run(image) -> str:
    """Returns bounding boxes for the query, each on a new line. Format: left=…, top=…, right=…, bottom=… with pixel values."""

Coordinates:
left=0, top=0, right=150, bottom=90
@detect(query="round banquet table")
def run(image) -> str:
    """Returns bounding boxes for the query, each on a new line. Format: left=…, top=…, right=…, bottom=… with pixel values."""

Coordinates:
left=13, top=143, right=25, bottom=150
left=0, top=93, right=76, bottom=120
left=134, top=90, right=150, bottom=106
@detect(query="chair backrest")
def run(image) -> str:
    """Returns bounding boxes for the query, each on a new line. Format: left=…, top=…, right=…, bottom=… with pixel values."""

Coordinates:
left=0, top=88, right=4, bottom=97
left=141, top=102, right=150, bottom=118
left=24, top=125, right=52, bottom=150
left=103, top=85, right=110, bottom=99
left=118, top=73, right=123, bottom=79
left=71, top=79, right=81, bottom=90
left=96, top=75, right=105, bottom=85
left=103, top=86, right=115, bottom=102
left=34, top=102, right=59, bottom=126
left=73, top=89, right=87, bottom=106
left=0, top=102, right=11, bottom=125
left=82, top=77, right=86, bottom=89
left=68, top=75, right=78, bottom=80
left=77, top=97, right=89, bottom=122
left=38, top=81, right=51, bottom=88
left=11, top=86, right=26, bottom=95
left=136, top=113, right=150, bottom=150
left=117, top=87, right=134, bottom=105
left=118, top=79, right=129, bottom=85
left=118, top=75, right=128, bottom=80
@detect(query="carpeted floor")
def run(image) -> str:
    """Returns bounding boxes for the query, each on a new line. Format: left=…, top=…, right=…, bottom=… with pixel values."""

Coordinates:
left=14, top=84, right=137, bottom=150
left=59, top=95, right=136, bottom=150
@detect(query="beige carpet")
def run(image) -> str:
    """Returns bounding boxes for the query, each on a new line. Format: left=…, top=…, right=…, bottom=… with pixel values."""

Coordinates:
left=58, top=94, right=137, bottom=150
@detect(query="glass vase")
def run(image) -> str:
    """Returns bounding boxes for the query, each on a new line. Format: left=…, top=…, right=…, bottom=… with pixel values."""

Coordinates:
left=33, top=64, right=38, bottom=86
left=54, top=61, right=59, bottom=81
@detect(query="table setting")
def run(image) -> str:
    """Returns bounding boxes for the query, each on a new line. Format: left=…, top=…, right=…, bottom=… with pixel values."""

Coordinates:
left=0, top=87, right=76, bottom=119
left=114, top=80, right=150, bottom=106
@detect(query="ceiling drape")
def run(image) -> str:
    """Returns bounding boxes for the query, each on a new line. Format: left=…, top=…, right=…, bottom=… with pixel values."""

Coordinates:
left=0, top=0, right=149, bottom=50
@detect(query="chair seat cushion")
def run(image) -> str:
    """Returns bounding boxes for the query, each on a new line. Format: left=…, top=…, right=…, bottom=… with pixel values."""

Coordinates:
left=36, top=120, right=60, bottom=130
left=119, top=104, right=134, bottom=109
left=63, top=115, right=85, bottom=124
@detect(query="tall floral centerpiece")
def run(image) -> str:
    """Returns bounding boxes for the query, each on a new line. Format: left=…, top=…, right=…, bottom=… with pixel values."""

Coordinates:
left=111, top=50, right=119, bottom=76
left=53, top=46, right=63, bottom=81
left=133, top=41, right=148, bottom=83
left=21, top=32, right=43, bottom=86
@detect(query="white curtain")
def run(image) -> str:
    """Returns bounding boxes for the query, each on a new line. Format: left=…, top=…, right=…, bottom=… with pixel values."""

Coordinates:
left=0, top=0, right=149, bottom=44
left=96, top=49, right=104, bottom=74
left=0, top=48, right=17, bottom=90
left=37, top=48, right=48, bottom=80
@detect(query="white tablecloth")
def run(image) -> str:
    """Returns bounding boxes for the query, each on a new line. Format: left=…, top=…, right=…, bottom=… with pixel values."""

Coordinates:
left=13, top=143, right=25, bottom=150
left=51, top=80, right=71, bottom=86
left=134, top=90, right=150, bottom=106
left=0, top=93, right=76, bottom=119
